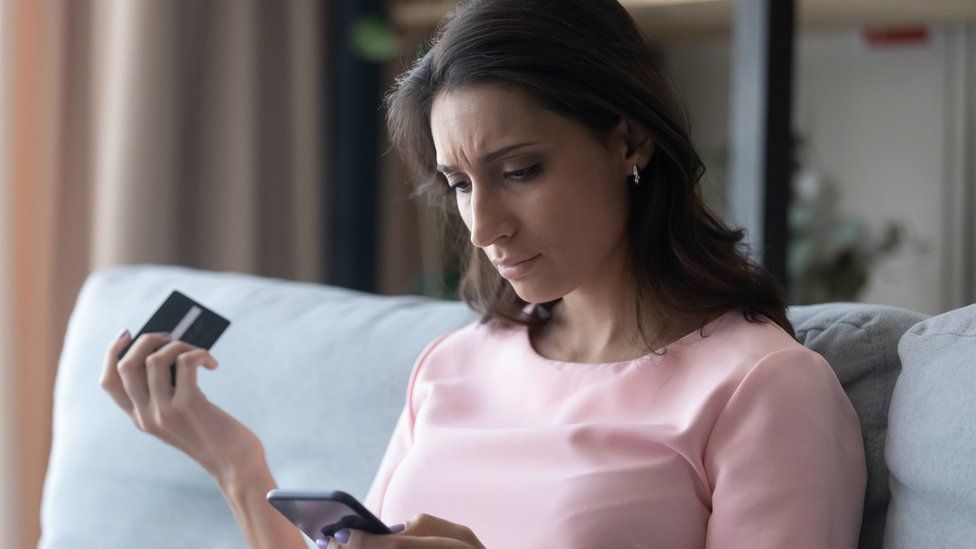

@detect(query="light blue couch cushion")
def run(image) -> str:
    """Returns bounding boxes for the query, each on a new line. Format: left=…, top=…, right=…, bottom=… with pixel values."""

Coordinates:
left=788, top=303, right=928, bottom=549
left=884, top=303, right=976, bottom=549
left=39, top=265, right=477, bottom=549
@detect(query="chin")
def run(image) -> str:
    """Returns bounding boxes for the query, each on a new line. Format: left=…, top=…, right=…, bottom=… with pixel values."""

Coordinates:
left=508, top=280, right=565, bottom=305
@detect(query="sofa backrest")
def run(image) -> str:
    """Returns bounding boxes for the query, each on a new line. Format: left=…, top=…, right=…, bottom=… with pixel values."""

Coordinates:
left=788, top=303, right=928, bottom=549
left=882, top=303, right=976, bottom=549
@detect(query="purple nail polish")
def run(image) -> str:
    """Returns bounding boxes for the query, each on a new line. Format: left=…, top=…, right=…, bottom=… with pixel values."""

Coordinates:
left=115, top=328, right=129, bottom=340
left=315, top=537, right=332, bottom=548
left=389, top=523, right=405, bottom=533
left=335, top=529, right=350, bottom=543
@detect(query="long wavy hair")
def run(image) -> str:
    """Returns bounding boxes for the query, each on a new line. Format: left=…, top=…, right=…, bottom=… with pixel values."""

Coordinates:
left=384, top=0, right=795, bottom=355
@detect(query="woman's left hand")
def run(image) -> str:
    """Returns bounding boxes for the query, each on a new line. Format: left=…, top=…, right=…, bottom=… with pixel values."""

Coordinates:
left=318, top=513, right=486, bottom=548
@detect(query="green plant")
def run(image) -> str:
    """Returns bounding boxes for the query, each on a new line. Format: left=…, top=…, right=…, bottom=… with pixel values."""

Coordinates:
left=787, top=136, right=909, bottom=304
left=350, top=15, right=400, bottom=63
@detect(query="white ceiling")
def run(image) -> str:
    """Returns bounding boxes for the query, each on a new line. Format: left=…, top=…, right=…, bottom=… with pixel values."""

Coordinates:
left=392, top=0, right=976, bottom=43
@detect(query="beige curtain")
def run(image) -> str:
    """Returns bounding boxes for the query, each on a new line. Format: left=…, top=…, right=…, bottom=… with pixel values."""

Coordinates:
left=0, top=0, right=329, bottom=546
left=0, top=0, right=20, bottom=544
left=1, top=2, right=65, bottom=547
left=91, top=0, right=326, bottom=278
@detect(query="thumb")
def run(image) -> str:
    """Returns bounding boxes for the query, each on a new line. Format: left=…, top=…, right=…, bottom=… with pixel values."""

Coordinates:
left=396, top=514, right=480, bottom=546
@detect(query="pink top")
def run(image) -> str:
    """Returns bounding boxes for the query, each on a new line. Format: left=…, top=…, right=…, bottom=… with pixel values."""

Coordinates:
left=363, top=309, right=866, bottom=548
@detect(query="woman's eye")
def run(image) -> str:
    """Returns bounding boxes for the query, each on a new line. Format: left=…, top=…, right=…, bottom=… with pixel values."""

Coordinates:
left=442, top=164, right=542, bottom=196
left=505, top=163, right=543, bottom=182
left=445, top=180, right=470, bottom=195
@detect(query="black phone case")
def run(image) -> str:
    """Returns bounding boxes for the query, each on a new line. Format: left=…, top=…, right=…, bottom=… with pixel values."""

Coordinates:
left=267, top=489, right=392, bottom=540
left=118, top=290, right=230, bottom=386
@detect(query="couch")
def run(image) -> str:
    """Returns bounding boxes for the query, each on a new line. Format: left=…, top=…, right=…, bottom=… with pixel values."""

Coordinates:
left=38, top=264, right=976, bottom=548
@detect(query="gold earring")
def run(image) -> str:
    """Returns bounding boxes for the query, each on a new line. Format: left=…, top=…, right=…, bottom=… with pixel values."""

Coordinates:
left=632, top=164, right=641, bottom=186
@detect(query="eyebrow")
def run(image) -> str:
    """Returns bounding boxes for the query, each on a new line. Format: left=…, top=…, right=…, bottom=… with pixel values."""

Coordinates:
left=435, top=142, right=538, bottom=175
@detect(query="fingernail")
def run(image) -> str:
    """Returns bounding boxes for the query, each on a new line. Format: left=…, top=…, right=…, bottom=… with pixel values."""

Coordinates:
left=334, top=529, right=350, bottom=543
left=390, top=523, right=405, bottom=533
left=115, top=328, right=130, bottom=340
left=160, top=332, right=172, bottom=339
left=315, top=537, right=332, bottom=548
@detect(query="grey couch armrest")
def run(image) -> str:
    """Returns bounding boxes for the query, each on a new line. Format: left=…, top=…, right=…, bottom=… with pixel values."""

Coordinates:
left=883, top=304, right=976, bottom=549
left=789, top=303, right=928, bottom=549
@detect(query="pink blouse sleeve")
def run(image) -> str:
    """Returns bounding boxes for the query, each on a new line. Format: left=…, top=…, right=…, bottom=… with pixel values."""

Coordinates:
left=703, top=347, right=867, bottom=548
left=362, top=332, right=450, bottom=517
left=363, top=402, right=412, bottom=516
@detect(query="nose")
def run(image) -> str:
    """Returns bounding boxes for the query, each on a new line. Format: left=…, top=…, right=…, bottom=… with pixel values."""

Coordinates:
left=467, top=184, right=514, bottom=248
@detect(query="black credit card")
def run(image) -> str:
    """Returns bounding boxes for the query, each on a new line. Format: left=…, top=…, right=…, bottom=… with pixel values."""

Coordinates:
left=118, top=290, right=231, bottom=386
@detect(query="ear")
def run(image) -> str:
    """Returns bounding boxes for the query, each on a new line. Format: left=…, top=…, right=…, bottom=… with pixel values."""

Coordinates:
left=612, top=116, right=655, bottom=175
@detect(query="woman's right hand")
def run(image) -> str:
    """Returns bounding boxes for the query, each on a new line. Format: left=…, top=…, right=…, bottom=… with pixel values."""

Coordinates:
left=100, top=330, right=266, bottom=485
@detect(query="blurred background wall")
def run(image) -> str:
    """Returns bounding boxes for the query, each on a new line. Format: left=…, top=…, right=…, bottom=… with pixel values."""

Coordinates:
left=665, top=23, right=976, bottom=314
left=0, top=0, right=974, bottom=548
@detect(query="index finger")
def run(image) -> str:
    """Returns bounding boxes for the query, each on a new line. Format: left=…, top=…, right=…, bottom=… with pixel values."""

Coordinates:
left=122, top=332, right=174, bottom=362
left=101, top=329, right=135, bottom=411
left=104, top=328, right=132, bottom=366
left=115, top=332, right=173, bottom=407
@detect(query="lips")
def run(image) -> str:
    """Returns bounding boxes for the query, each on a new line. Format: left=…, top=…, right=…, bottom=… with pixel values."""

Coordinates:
left=492, top=253, right=541, bottom=268
left=493, top=253, right=542, bottom=280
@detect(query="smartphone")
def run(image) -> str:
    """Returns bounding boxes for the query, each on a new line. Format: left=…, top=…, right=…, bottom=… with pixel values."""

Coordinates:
left=266, top=489, right=393, bottom=541
left=118, top=290, right=231, bottom=386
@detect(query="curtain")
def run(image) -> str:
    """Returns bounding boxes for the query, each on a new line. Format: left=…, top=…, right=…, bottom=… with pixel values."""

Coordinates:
left=0, top=0, right=18, bottom=541
left=0, top=0, right=329, bottom=546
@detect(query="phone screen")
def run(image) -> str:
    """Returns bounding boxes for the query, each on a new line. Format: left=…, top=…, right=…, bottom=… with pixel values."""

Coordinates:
left=267, top=489, right=392, bottom=541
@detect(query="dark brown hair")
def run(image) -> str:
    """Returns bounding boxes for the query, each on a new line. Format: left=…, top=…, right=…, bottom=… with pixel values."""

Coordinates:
left=385, top=0, right=795, bottom=355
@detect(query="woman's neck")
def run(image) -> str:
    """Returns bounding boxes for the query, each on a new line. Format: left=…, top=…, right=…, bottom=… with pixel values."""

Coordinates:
left=530, top=301, right=704, bottom=364
left=532, top=255, right=646, bottom=363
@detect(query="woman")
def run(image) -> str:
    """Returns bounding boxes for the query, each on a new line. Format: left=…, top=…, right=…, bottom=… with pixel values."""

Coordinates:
left=101, top=0, right=867, bottom=547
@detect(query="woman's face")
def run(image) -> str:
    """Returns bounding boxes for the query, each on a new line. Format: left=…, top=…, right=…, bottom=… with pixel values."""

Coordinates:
left=430, top=83, right=637, bottom=304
